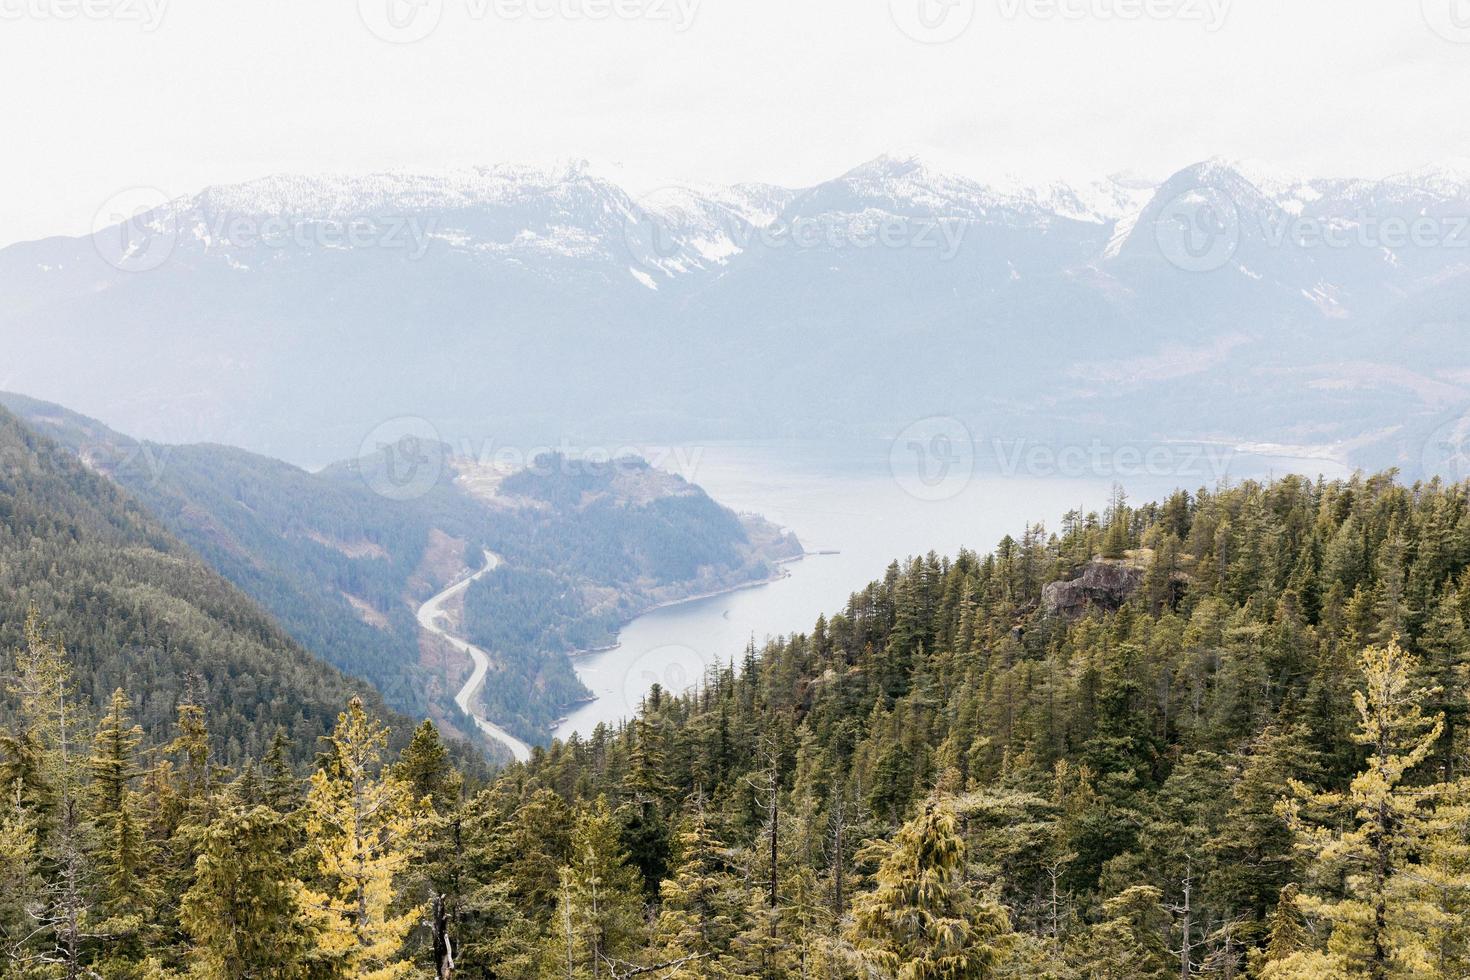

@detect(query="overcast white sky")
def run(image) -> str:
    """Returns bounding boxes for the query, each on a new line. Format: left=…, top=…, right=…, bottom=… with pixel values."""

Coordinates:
left=2, top=0, right=1468, bottom=246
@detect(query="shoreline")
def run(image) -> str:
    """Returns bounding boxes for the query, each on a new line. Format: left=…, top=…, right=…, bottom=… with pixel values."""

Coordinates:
left=566, top=550, right=815, bottom=660
left=550, top=550, right=836, bottom=733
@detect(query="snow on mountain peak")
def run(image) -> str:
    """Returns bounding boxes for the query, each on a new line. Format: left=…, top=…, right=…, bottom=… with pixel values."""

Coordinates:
left=1384, top=160, right=1470, bottom=199
left=185, top=160, right=613, bottom=220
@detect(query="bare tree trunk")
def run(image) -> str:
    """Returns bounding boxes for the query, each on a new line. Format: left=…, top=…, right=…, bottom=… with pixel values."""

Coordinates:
left=432, top=893, right=454, bottom=980
left=1179, top=875, right=1192, bottom=980
left=830, top=794, right=846, bottom=922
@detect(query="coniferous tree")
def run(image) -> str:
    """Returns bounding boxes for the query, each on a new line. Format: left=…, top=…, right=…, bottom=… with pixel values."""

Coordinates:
left=298, top=697, right=427, bottom=980
left=550, top=795, right=648, bottom=979
left=8, top=610, right=95, bottom=976
left=87, top=687, right=153, bottom=954
left=1065, top=885, right=1173, bottom=979
left=847, top=797, right=1011, bottom=979
left=180, top=803, right=306, bottom=979
left=653, top=797, right=747, bottom=978
left=395, top=720, right=464, bottom=980
left=1274, top=641, right=1445, bottom=979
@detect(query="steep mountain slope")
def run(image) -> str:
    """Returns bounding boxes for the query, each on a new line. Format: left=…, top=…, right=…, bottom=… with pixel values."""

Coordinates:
left=3, top=392, right=486, bottom=722
left=4, top=156, right=1469, bottom=469
left=3, top=394, right=801, bottom=745
left=0, top=404, right=410, bottom=767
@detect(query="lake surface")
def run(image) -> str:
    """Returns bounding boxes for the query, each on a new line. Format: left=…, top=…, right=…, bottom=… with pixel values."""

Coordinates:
left=551, top=439, right=1349, bottom=741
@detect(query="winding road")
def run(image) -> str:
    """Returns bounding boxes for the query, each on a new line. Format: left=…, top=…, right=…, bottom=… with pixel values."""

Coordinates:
left=416, top=550, right=533, bottom=763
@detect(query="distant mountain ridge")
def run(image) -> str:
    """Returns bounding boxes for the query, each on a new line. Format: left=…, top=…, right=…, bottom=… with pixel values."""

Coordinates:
left=5, top=154, right=1470, bottom=473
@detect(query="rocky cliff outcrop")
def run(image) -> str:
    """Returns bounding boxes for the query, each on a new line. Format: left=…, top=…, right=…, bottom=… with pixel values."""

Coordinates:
left=1042, top=559, right=1145, bottom=617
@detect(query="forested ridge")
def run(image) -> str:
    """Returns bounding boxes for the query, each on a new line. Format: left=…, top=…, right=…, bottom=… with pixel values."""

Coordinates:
left=1, top=395, right=799, bottom=745
left=4, top=470, right=1470, bottom=978
left=0, top=405, right=409, bottom=768
left=461, top=456, right=801, bottom=738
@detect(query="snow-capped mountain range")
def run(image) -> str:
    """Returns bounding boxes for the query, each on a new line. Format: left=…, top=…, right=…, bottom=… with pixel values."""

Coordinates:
left=5, top=153, right=1470, bottom=476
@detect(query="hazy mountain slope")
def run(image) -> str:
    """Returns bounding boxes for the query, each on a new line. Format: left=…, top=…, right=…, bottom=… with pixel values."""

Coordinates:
left=0, top=403, right=411, bottom=767
left=3, top=394, right=801, bottom=745
left=458, top=454, right=802, bottom=737
left=4, top=156, right=1469, bottom=470
left=2, top=392, right=486, bottom=720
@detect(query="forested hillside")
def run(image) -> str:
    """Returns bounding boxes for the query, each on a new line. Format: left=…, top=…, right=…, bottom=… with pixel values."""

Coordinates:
left=461, top=455, right=802, bottom=738
left=6, top=470, right=1467, bottom=977
left=0, top=405, right=407, bottom=768
left=497, top=471, right=1470, bottom=977
left=3, top=395, right=800, bottom=746
left=1, top=391, right=490, bottom=722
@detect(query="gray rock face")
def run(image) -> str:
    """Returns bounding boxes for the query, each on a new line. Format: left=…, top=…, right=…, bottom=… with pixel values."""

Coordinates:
left=1042, top=560, right=1145, bottom=617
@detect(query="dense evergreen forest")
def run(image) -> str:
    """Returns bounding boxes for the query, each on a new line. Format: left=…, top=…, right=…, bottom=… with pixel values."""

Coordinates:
left=4, top=469, right=1470, bottom=977
left=0, top=405, right=416, bottom=771
left=2, top=395, right=798, bottom=744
